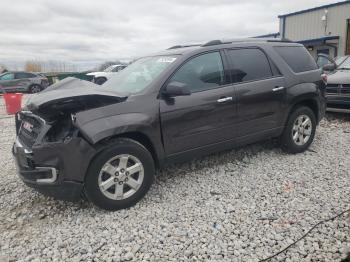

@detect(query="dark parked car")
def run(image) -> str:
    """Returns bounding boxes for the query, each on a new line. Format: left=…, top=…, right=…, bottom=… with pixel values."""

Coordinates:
left=319, top=55, right=350, bottom=112
left=13, top=39, right=326, bottom=210
left=0, top=71, right=49, bottom=93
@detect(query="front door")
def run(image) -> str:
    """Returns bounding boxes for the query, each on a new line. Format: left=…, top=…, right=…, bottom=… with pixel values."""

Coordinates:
left=225, top=48, right=286, bottom=138
left=0, top=73, right=18, bottom=91
left=160, top=51, right=237, bottom=155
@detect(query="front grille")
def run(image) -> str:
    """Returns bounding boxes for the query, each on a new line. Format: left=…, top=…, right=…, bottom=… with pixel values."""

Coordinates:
left=18, top=113, right=44, bottom=148
left=341, top=84, right=350, bottom=94
left=326, top=84, right=339, bottom=88
left=326, top=84, right=339, bottom=94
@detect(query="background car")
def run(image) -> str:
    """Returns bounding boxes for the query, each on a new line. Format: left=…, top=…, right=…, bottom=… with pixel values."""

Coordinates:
left=317, top=54, right=350, bottom=71
left=86, top=64, right=127, bottom=85
left=334, top=55, right=350, bottom=67
left=0, top=71, right=49, bottom=93
left=319, top=56, right=350, bottom=112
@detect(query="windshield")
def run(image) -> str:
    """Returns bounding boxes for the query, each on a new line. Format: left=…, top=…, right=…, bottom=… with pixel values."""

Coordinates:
left=337, top=56, right=350, bottom=70
left=104, top=65, right=117, bottom=72
left=102, top=56, right=178, bottom=94
left=335, top=56, right=349, bottom=66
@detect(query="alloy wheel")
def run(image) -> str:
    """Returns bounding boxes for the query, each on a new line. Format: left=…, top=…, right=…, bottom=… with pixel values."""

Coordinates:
left=292, top=114, right=313, bottom=146
left=98, top=154, right=144, bottom=200
left=31, top=85, right=41, bottom=93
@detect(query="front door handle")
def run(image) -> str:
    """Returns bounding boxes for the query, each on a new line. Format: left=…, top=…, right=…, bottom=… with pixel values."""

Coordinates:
left=217, top=97, right=233, bottom=103
left=272, top=86, right=285, bottom=92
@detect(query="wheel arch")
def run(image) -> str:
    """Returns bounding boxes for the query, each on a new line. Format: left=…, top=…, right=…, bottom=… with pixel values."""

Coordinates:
left=97, top=132, right=160, bottom=168
left=286, top=95, right=320, bottom=125
left=95, top=76, right=107, bottom=80
left=292, top=99, right=319, bottom=120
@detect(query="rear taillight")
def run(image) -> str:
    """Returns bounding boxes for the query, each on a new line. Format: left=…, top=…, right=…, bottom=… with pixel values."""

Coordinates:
left=321, top=74, right=327, bottom=84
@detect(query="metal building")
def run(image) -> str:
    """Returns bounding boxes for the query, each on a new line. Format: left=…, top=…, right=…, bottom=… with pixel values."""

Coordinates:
left=279, top=0, right=350, bottom=58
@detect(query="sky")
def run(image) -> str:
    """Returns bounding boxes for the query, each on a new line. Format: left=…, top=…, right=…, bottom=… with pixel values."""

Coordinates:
left=0, top=0, right=339, bottom=71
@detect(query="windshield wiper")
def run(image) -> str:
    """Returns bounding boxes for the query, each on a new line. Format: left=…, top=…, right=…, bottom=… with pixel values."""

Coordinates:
left=337, top=68, right=350, bottom=70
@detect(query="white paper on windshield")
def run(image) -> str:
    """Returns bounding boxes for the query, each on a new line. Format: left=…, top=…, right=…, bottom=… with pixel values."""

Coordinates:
left=157, top=57, right=176, bottom=63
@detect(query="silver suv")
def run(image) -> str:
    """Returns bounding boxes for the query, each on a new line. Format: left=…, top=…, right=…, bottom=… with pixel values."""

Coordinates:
left=0, top=71, right=49, bottom=93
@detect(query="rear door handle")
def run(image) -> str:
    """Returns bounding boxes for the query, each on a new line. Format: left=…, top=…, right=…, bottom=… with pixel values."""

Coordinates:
left=272, top=86, right=285, bottom=92
left=217, top=97, right=233, bottom=103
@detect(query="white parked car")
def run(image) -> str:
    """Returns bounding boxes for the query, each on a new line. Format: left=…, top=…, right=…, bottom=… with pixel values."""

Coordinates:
left=87, top=64, right=127, bottom=85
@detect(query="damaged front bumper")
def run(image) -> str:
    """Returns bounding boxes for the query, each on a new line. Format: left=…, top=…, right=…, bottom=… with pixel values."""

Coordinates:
left=14, top=138, right=58, bottom=183
left=13, top=134, right=96, bottom=202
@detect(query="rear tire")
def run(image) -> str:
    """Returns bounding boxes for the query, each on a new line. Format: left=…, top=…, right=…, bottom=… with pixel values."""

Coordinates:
left=94, top=77, right=107, bottom=85
left=85, top=138, right=155, bottom=211
left=281, top=106, right=316, bottom=154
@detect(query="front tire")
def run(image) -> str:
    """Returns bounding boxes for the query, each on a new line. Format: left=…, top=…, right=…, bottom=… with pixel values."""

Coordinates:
left=29, top=84, right=42, bottom=93
left=281, top=106, right=316, bottom=154
left=85, top=138, right=155, bottom=211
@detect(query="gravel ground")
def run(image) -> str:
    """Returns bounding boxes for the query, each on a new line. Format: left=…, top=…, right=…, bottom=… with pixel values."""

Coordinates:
left=0, top=111, right=349, bottom=262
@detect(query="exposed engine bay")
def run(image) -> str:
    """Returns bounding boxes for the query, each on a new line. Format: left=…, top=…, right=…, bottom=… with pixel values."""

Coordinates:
left=20, top=77, right=127, bottom=144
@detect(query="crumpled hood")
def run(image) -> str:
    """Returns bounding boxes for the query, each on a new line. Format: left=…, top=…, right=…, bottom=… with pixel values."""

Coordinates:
left=24, top=77, right=126, bottom=120
left=327, top=70, right=350, bottom=85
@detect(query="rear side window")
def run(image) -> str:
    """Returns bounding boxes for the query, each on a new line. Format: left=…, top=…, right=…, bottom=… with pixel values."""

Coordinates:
left=274, top=46, right=317, bottom=73
left=227, top=48, right=273, bottom=83
left=15, top=72, right=36, bottom=79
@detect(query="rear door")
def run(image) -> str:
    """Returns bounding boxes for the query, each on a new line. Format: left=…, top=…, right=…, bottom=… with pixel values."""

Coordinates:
left=160, top=51, right=237, bottom=155
left=226, top=47, right=286, bottom=138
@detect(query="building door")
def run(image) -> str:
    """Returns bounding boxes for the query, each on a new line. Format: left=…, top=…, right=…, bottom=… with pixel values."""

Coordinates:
left=317, top=49, right=329, bottom=55
left=346, top=19, right=350, bottom=55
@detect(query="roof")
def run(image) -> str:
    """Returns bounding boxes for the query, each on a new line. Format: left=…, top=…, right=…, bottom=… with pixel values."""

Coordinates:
left=278, top=0, right=350, bottom=18
left=297, top=35, right=340, bottom=45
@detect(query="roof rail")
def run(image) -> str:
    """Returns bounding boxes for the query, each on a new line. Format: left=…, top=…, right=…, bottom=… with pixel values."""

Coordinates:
left=168, top=38, right=293, bottom=50
left=167, top=44, right=201, bottom=50
left=201, top=38, right=292, bottom=47
left=201, top=39, right=232, bottom=46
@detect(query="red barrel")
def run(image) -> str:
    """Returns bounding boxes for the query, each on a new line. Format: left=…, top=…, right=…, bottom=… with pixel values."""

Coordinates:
left=3, top=93, right=23, bottom=114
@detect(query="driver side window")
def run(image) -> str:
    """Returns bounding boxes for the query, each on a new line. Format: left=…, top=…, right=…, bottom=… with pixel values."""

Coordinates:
left=170, top=52, right=225, bottom=93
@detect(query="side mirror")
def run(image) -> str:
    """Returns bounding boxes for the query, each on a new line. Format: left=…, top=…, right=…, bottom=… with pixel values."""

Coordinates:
left=163, top=81, right=191, bottom=97
left=322, top=63, right=336, bottom=72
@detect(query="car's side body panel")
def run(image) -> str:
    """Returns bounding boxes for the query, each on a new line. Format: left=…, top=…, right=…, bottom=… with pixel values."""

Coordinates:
left=74, top=42, right=325, bottom=167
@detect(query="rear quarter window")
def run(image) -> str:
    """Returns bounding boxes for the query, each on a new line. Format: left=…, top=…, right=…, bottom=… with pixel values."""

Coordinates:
left=274, top=46, right=317, bottom=73
left=227, top=48, right=273, bottom=83
left=15, top=72, right=37, bottom=79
